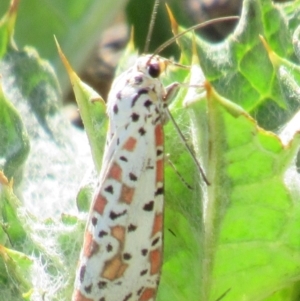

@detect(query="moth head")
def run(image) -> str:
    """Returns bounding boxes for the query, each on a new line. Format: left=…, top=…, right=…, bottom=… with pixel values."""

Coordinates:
left=147, top=61, right=161, bottom=78
left=147, top=55, right=170, bottom=78
left=136, top=55, right=169, bottom=79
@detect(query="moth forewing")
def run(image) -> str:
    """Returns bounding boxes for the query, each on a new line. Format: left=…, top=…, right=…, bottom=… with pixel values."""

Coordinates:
left=72, top=55, right=176, bottom=301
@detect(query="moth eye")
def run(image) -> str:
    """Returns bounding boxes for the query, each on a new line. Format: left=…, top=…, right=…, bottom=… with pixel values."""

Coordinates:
left=147, top=63, right=160, bottom=78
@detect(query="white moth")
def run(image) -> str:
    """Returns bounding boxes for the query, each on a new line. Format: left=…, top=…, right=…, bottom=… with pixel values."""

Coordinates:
left=72, top=54, right=180, bottom=301
left=71, top=4, right=235, bottom=300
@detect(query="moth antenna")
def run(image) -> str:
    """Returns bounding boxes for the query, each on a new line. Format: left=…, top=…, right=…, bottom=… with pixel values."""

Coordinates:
left=144, top=0, right=160, bottom=54
left=150, top=15, right=239, bottom=59
left=166, top=108, right=210, bottom=186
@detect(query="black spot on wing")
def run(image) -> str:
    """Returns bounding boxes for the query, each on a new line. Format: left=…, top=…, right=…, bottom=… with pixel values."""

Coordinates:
left=123, top=293, right=133, bottom=301
left=104, top=185, right=114, bottom=194
left=140, top=269, right=148, bottom=276
left=113, top=104, right=118, bottom=114
left=100, top=297, right=106, bottom=301
left=131, top=89, right=148, bottom=107
left=144, top=99, right=152, bottom=108
left=91, top=217, right=97, bottom=226
left=139, top=127, right=146, bottom=135
left=120, top=156, right=128, bottom=162
left=123, top=253, right=132, bottom=260
left=128, top=224, right=137, bottom=232
left=79, top=265, right=86, bottom=283
left=155, top=186, right=164, bottom=196
left=106, top=243, right=113, bottom=252
left=141, top=249, right=148, bottom=256
left=129, top=172, right=138, bottom=181
left=143, top=200, right=154, bottom=211
left=116, top=91, right=122, bottom=99
left=99, top=230, right=108, bottom=238
left=131, top=113, right=140, bottom=122
left=84, top=284, right=92, bottom=293
left=137, top=287, right=144, bottom=296
left=152, top=237, right=160, bottom=246
left=98, top=281, right=107, bottom=289
left=156, top=149, right=163, bottom=156
left=134, top=75, right=143, bottom=85
left=110, top=209, right=127, bottom=220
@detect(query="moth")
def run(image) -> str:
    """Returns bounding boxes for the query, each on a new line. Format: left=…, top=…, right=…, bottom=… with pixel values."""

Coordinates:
left=71, top=3, right=235, bottom=300
left=72, top=52, right=181, bottom=301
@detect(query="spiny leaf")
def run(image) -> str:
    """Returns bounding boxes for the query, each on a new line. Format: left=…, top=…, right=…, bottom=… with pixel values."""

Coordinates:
left=156, top=1, right=300, bottom=300
left=190, top=0, right=297, bottom=131
left=0, top=245, right=34, bottom=298
left=0, top=82, right=29, bottom=180
left=56, top=37, right=107, bottom=172
left=0, top=0, right=19, bottom=58
left=1, top=47, right=62, bottom=140
left=0, top=174, right=28, bottom=249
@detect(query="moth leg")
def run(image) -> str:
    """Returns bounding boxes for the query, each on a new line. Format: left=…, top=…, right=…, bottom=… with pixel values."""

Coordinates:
left=165, top=153, right=193, bottom=190
left=164, top=82, right=180, bottom=105
left=164, top=81, right=203, bottom=105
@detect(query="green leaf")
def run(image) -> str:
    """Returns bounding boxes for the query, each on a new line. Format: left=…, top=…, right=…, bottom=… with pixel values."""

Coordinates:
left=0, top=245, right=34, bottom=298
left=0, top=82, right=29, bottom=180
left=56, top=38, right=107, bottom=172
left=76, top=181, right=94, bottom=213
left=195, top=85, right=300, bottom=301
left=1, top=46, right=62, bottom=140
left=191, top=0, right=297, bottom=131
left=0, top=1, right=94, bottom=220
left=138, top=0, right=300, bottom=300
left=0, top=174, right=28, bottom=249
left=0, top=0, right=18, bottom=59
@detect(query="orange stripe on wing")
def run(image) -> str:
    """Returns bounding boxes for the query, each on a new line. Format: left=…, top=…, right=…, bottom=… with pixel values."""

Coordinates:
left=102, top=255, right=128, bottom=280
left=123, top=137, right=137, bottom=151
left=93, top=194, right=107, bottom=215
left=108, top=162, right=122, bottom=181
left=139, top=288, right=156, bottom=301
left=152, top=214, right=163, bottom=236
left=150, top=249, right=161, bottom=275
left=120, top=184, right=135, bottom=204
left=93, top=163, right=123, bottom=215
left=111, top=225, right=126, bottom=243
left=83, top=231, right=100, bottom=258
left=156, top=159, right=163, bottom=183
left=155, top=124, right=164, bottom=146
